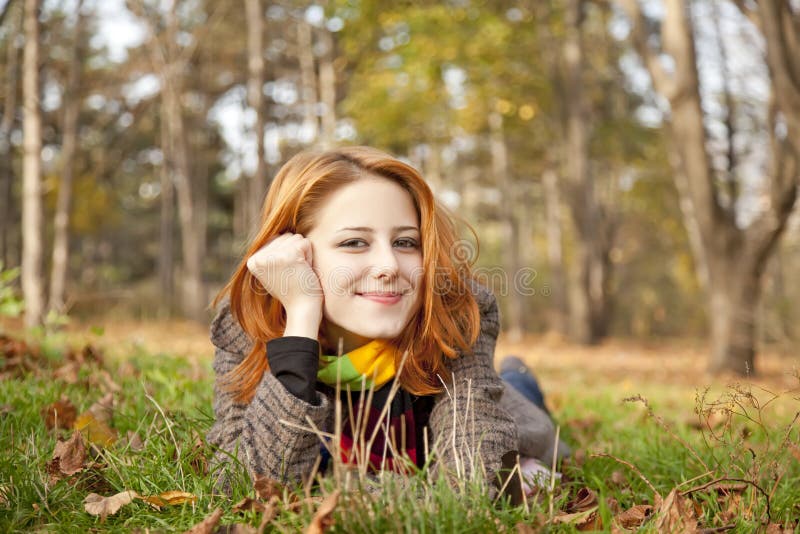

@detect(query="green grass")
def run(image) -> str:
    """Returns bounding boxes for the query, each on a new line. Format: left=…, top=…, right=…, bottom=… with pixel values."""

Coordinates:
left=1, top=329, right=798, bottom=532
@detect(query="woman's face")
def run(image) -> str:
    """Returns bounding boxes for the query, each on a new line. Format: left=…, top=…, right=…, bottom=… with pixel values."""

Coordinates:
left=306, top=176, right=424, bottom=353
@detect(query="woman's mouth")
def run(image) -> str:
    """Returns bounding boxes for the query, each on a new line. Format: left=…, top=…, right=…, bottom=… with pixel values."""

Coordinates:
left=356, top=292, right=403, bottom=305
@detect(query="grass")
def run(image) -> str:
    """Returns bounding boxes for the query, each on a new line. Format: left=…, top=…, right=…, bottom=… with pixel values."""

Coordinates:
left=1, top=325, right=799, bottom=532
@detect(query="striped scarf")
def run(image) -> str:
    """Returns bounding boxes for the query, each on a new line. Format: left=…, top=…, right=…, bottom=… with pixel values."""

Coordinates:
left=317, top=340, right=423, bottom=471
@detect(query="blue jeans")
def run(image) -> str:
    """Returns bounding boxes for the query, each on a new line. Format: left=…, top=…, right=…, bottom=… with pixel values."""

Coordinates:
left=500, top=368, right=550, bottom=416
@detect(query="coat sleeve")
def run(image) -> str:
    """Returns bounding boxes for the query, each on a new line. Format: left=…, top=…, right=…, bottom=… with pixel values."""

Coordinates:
left=427, top=281, right=519, bottom=495
left=206, top=303, right=332, bottom=489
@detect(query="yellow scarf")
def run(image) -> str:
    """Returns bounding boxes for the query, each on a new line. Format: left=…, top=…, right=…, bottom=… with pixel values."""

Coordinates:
left=317, top=340, right=397, bottom=391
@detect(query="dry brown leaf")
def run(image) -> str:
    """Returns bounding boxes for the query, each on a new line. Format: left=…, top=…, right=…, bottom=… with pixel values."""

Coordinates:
left=83, top=490, right=138, bottom=520
left=41, top=397, right=77, bottom=430
left=51, top=430, right=86, bottom=476
left=140, top=491, right=197, bottom=509
left=552, top=507, right=600, bottom=529
left=653, top=489, right=697, bottom=533
left=566, top=487, right=598, bottom=513
left=254, top=475, right=284, bottom=501
left=613, top=504, right=653, bottom=529
left=232, top=497, right=267, bottom=514
left=88, top=393, right=114, bottom=423
left=765, top=523, right=796, bottom=534
left=305, top=490, right=340, bottom=534
left=610, top=470, right=626, bottom=487
left=183, top=507, right=223, bottom=534
left=53, top=362, right=80, bottom=384
left=515, top=522, right=537, bottom=533
left=0, top=484, right=10, bottom=506
left=120, top=431, right=144, bottom=452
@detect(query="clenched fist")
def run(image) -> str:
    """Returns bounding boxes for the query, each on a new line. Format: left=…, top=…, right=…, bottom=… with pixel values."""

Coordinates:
left=247, top=233, right=323, bottom=339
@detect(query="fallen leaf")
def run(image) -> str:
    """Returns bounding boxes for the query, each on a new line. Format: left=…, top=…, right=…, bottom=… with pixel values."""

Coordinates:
left=254, top=475, right=284, bottom=501
left=515, top=522, right=537, bottom=534
left=183, top=507, right=223, bottom=534
left=552, top=507, right=600, bottom=530
left=53, top=362, right=80, bottom=384
left=50, top=431, right=86, bottom=478
left=233, top=497, right=267, bottom=514
left=653, top=489, right=697, bottom=533
left=119, top=431, right=144, bottom=452
left=566, top=486, right=598, bottom=513
left=305, top=490, right=340, bottom=534
left=765, top=523, right=796, bottom=534
left=83, top=490, right=138, bottom=520
left=613, top=504, right=653, bottom=529
left=610, top=470, right=626, bottom=487
left=41, top=397, right=77, bottom=430
left=140, top=491, right=197, bottom=509
left=74, top=394, right=117, bottom=446
left=88, top=393, right=114, bottom=423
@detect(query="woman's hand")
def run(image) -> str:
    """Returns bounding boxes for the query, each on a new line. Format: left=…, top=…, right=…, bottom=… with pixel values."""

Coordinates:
left=247, top=233, right=323, bottom=339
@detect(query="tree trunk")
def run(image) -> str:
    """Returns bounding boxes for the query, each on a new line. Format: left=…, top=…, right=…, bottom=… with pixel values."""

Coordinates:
left=22, top=0, right=43, bottom=327
left=707, top=254, right=760, bottom=374
left=161, top=4, right=205, bottom=321
left=297, top=17, right=319, bottom=142
left=0, top=4, right=21, bottom=270
left=542, top=168, right=568, bottom=335
left=621, top=0, right=799, bottom=374
left=48, top=1, right=84, bottom=314
left=317, top=27, right=336, bottom=149
left=158, top=112, right=174, bottom=315
left=245, top=0, right=267, bottom=226
left=562, top=0, right=610, bottom=344
left=489, top=111, right=523, bottom=342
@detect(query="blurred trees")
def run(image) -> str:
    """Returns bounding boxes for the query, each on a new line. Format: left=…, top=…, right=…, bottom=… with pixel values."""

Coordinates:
left=0, top=0, right=797, bottom=373
left=620, top=0, right=799, bottom=373
left=21, top=0, right=43, bottom=327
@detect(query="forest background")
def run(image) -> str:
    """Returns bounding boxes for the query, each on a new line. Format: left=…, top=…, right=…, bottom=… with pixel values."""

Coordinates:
left=3, top=0, right=799, bottom=376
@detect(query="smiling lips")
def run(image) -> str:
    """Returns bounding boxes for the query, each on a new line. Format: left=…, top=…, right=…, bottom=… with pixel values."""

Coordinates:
left=357, top=292, right=404, bottom=305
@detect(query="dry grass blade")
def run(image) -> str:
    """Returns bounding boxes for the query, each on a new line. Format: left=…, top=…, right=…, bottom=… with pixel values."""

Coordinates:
left=305, top=490, right=340, bottom=534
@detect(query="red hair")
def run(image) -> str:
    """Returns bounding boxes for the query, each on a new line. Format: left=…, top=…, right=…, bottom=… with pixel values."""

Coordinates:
left=214, top=146, right=480, bottom=403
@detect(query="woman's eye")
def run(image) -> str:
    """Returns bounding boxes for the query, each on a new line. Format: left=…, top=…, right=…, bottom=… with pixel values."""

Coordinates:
left=394, top=238, right=419, bottom=249
left=339, top=239, right=367, bottom=248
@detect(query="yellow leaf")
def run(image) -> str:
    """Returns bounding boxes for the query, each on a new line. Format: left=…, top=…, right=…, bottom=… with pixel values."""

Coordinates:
left=140, top=491, right=197, bottom=509
left=74, top=412, right=117, bottom=447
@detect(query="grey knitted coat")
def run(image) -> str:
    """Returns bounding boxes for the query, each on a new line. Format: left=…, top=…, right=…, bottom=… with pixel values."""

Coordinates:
left=207, top=282, right=557, bottom=490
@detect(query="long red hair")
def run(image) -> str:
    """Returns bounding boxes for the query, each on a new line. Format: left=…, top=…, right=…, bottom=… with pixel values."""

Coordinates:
left=214, top=146, right=480, bottom=403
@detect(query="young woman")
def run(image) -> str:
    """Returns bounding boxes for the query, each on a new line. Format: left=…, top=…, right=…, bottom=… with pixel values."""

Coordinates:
left=207, top=146, right=560, bottom=497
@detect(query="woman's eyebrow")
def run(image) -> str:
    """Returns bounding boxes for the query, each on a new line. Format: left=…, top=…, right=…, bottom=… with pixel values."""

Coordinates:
left=335, top=226, right=419, bottom=233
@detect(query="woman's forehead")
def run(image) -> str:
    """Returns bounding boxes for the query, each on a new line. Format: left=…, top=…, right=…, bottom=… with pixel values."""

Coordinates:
left=311, top=178, right=419, bottom=232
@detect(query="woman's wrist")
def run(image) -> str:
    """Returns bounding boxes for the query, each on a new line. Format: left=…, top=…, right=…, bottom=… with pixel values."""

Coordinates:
left=284, top=305, right=322, bottom=339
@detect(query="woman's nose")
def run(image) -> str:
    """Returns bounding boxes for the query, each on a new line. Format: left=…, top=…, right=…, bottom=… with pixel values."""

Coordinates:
left=370, top=242, right=399, bottom=279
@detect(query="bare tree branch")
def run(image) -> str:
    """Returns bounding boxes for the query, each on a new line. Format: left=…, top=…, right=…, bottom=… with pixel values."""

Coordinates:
left=618, top=0, right=678, bottom=99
